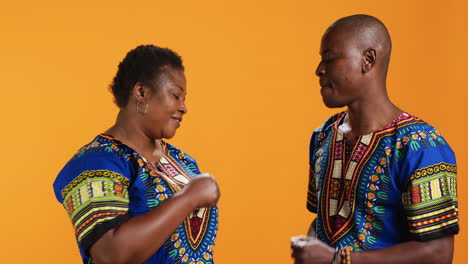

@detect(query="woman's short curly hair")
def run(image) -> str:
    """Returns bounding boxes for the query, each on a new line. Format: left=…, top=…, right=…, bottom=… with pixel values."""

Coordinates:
left=110, top=45, right=184, bottom=108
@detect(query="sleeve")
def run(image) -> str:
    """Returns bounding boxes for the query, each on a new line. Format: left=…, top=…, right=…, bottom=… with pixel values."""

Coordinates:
left=401, top=145, right=459, bottom=241
left=307, top=131, right=319, bottom=213
left=57, top=151, right=133, bottom=254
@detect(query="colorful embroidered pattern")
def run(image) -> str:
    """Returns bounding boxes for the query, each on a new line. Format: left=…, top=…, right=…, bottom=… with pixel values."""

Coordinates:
left=153, top=143, right=218, bottom=263
left=403, top=162, right=458, bottom=240
left=61, top=170, right=129, bottom=242
left=307, top=112, right=459, bottom=251
left=53, top=134, right=218, bottom=264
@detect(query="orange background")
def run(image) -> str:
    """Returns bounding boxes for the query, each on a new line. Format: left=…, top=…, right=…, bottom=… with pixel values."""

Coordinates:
left=1, top=0, right=467, bottom=263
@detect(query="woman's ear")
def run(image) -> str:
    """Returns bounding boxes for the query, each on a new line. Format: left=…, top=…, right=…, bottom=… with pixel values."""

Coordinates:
left=133, top=82, right=146, bottom=101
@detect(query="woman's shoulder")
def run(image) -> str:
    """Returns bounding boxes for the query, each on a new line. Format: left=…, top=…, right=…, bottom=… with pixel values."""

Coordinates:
left=69, top=134, right=134, bottom=160
left=53, top=134, right=136, bottom=202
left=161, top=141, right=200, bottom=175
left=162, top=141, right=194, bottom=159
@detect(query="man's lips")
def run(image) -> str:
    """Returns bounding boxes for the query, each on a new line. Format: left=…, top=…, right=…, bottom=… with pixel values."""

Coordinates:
left=171, top=116, right=182, bottom=123
left=320, top=81, right=331, bottom=88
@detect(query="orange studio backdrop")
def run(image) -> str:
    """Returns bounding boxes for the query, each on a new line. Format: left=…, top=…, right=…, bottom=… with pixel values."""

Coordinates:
left=0, top=0, right=467, bottom=263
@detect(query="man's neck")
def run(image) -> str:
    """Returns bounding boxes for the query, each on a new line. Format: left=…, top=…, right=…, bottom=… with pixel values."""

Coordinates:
left=345, top=93, right=402, bottom=139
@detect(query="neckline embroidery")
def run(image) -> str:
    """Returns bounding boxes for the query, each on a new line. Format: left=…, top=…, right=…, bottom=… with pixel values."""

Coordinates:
left=320, top=112, right=413, bottom=244
left=98, top=133, right=212, bottom=250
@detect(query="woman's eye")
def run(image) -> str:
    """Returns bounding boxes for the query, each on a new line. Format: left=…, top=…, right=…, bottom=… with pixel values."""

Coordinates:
left=173, top=94, right=180, bottom=100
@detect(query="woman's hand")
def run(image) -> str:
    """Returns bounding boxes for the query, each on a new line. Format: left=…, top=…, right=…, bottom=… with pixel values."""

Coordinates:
left=90, top=173, right=220, bottom=264
left=179, top=173, right=220, bottom=208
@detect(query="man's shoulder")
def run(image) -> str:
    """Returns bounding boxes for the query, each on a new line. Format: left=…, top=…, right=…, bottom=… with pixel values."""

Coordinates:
left=395, top=113, right=443, bottom=139
left=313, top=111, right=346, bottom=134
left=394, top=113, right=452, bottom=154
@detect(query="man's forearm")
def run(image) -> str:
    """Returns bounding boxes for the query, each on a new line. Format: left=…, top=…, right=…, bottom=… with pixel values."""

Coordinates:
left=349, top=235, right=454, bottom=264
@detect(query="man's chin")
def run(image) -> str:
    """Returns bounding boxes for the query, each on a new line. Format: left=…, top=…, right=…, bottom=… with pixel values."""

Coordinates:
left=323, top=99, right=345, bottom=109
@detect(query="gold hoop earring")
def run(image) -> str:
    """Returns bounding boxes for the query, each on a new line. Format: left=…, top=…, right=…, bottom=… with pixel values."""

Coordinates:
left=137, top=100, right=148, bottom=115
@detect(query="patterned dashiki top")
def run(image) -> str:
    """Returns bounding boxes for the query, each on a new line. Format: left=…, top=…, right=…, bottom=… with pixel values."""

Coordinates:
left=53, top=134, right=218, bottom=264
left=307, top=112, right=459, bottom=251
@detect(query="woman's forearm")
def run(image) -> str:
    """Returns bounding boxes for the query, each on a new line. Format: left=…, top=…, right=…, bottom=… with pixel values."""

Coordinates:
left=90, top=191, right=197, bottom=264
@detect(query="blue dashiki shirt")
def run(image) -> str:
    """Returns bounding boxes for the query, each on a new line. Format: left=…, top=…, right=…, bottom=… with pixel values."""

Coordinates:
left=307, top=112, right=459, bottom=251
left=53, top=134, right=218, bottom=264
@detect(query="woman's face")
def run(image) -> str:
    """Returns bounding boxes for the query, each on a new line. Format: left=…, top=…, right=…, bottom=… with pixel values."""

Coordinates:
left=141, top=66, right=187, bottom=139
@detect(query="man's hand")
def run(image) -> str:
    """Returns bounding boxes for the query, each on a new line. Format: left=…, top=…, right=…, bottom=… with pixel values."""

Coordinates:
left=291, top=236, right=335, bottom=264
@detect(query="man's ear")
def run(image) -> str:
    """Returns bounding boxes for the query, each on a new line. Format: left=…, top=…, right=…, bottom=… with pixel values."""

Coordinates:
left=362, top=48, right=376, bottom=73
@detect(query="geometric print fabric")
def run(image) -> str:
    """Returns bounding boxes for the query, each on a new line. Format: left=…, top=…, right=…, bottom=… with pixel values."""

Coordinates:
left=61, top=170, right=129, bottom=243
left=402, top=162, right=458, bottom=240
left=307, top=111, right=459, bottom=252
left=53, top=134, right=218, bottom=264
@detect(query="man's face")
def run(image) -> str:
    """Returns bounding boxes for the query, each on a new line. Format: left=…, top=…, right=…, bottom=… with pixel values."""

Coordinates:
left=315, top=26, right=365, bottom=108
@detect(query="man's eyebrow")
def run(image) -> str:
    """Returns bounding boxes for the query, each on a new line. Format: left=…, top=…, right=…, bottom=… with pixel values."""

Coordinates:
left=320, top=49, right=332, bottom=55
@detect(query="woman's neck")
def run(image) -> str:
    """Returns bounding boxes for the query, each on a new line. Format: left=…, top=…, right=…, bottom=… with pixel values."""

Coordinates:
left=105, top=110, right=163, bottom=163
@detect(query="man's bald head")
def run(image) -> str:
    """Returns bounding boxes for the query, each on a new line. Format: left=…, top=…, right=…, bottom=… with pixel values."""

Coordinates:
left=326, top=14, right=392, bottom=74
left=316, top=15, right=393, bottom=108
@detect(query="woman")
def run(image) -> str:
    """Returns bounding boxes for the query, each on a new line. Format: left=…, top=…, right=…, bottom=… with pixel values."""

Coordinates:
left=53, top=45, right=220, bottom=264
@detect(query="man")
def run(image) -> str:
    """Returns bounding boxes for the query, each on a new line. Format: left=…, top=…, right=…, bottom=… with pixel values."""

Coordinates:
left=291, top=15, right=459, bottom=264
